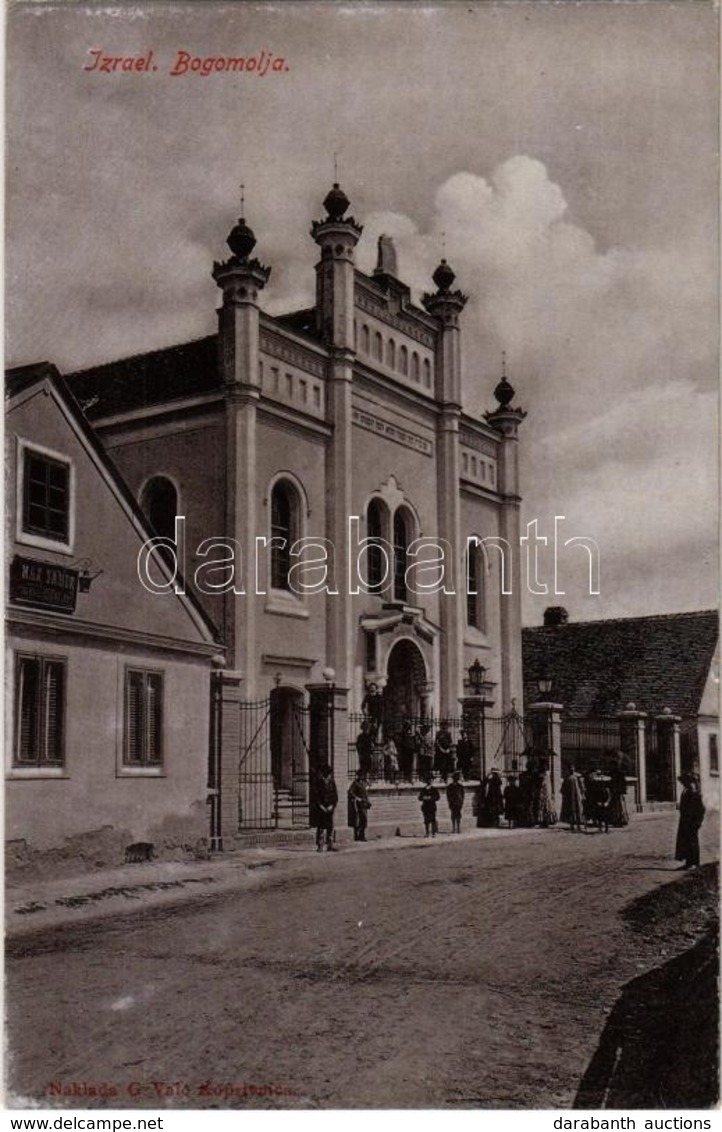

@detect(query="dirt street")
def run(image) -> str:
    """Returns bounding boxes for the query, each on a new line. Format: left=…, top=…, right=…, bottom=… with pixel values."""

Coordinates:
left=7, top=813, right=719, bottom=1109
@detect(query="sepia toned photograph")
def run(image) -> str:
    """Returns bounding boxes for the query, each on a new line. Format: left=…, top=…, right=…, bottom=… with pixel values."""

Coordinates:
left=4, top=0, right=719, bottom=1114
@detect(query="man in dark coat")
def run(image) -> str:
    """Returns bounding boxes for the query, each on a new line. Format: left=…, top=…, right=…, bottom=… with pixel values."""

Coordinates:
left=455, top=729, right=474, bottom=780
left=314, top=763, right=339, bottom=852
left=356, top=722, right=374, bottom=779
left=397, top=718, right=416, bottom=782
left=347, top=771, right=371, bottom=842
left=675, top=774, right=706, bottom=869
left=434, top=723, right=454, bottom=783
left=446, top=771, right=465, bottom=833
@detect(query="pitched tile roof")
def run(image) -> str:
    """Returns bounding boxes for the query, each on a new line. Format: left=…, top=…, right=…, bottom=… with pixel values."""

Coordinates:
left=522, top=610, right=719, bottom=719
left=66, top=335, right=219, bottom=420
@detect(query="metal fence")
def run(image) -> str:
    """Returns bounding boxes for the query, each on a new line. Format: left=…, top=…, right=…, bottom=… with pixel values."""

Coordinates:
left=559, top=717, right=622, bottom=777
left=347, top=710, right=533, bottom=784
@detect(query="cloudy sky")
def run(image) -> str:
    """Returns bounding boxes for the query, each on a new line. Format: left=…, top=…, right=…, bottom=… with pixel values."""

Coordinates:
left=6, top=1, right=719, bottom=626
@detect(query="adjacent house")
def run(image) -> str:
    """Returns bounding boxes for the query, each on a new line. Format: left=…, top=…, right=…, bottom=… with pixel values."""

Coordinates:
left=523, top=607, right=719, bottom=809
left=5, top=364, right=222, bottom=868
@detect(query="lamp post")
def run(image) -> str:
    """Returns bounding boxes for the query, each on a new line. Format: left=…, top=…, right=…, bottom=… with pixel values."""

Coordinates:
left=537, top=673, right=553, bottom=699
left=468, top=659, right=490, bottom=781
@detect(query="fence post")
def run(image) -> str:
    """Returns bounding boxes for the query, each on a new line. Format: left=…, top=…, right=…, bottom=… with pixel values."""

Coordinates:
left=459, top=695, right=495, bottom=780
left=307, top=682, right=350, bottom=800
left=527, top=702, right=564, bottom=814
left=656, top=708, right=682, bottom=802
left=618, top=705, right=647, bottom=810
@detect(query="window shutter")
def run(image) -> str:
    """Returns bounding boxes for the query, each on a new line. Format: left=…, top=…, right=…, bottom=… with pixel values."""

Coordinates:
left=16, top=657, right=39, bottom=763
left=125, top=671, right=144, bottom=765
left=43, top=660, right=65, bottom=764
left=146, top=673, right=163, bottom=765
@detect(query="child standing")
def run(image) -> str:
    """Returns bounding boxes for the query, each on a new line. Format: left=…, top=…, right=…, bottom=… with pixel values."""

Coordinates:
left=418, top=777, right=441, bottom=837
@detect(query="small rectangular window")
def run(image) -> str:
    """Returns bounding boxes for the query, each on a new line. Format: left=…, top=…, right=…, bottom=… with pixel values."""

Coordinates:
left=124, top=669, right=163, bottom=767
left=23, top=450, right=70, bottom=542
left=709, top=733, right=718, bottom=776
left=14, top=654, right=66, bottom=767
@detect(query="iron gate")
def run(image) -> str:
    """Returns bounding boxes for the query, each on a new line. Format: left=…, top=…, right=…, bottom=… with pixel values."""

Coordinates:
left=237, top=695, right=312, bottom=830
left=238, top=698, right=276, bottom=830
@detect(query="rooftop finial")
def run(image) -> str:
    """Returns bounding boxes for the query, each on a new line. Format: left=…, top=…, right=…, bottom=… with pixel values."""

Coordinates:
left=239, top=182, right=245, bottom=218
left=441, top=230, right=446, bottom=256
left=493, top=350, right=516, bottom=408
left=333, top=152, right=338, bottom=182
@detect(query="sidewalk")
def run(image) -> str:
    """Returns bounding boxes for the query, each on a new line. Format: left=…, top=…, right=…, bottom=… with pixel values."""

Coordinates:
left=5, top=812, right=673, bottom=943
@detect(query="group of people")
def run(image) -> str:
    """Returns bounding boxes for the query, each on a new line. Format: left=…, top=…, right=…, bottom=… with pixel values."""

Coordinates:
left=355, top=717, right=476, bottom=784
left=559, top=759, right=630, bottom=833
left=318, top=756, right=708, bottom=870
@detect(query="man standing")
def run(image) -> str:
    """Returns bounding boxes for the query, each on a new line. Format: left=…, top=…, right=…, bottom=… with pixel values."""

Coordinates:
left=456, top=729, right=474, bottom=780
left=347, top=771, right=371, bottom=842
left=446, top=771, right=465, bottom=834
left=314, top=763, right=339, bottom=852
left=434, top=722, right=454, bottom=783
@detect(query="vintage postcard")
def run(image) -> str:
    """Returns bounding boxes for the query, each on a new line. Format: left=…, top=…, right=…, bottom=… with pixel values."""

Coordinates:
left=4, top=0, right=719, bottom=1117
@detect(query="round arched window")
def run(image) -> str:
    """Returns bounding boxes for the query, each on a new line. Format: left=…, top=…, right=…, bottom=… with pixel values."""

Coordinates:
left=140, top=476, right=178, bottom=542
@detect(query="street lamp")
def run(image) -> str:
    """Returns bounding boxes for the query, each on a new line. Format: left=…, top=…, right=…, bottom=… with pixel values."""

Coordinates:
left=468, top=659, right=488, bottom=781
left=468, top=659, right=487, bottom=696
left=537, top=672, right=553, bottom=698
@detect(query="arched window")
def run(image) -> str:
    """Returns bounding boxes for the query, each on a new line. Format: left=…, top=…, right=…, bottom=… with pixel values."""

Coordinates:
left=366, top=498, right=389, bottom=591
left=361, top=325, right=370, bottom=354
left=140, top=476, right=178, bottom=543
left=386, top=339, right=396, bottom=368
left=423, top=358, right=431, bottom=388
left=399, top=345, right=408, bottom=376
left=271, top=480, right=300, bottom=591
left=466, top=540, right=486, bottom=631
left=411, top=352, right=420, bottom=382
left=393, top=507, right=412, bottom=602
left=374, top=331, right=383, bottom=361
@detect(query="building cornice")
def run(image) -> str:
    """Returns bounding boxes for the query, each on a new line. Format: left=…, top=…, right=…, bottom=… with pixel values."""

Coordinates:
left=7, top=607, right=223, bottom=660
left=257, top=399, right=331, bottom=441
left=90, top=393, right=224, bottom=432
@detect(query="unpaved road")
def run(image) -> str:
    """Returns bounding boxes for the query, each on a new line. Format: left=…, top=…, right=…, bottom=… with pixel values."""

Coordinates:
left=7, top=813, right=719, bottom=1109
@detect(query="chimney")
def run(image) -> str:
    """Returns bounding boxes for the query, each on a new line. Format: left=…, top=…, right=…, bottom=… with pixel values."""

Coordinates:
left=374, top=234, right=398, bottom=278
left=544, top=606, right=569, bottom=628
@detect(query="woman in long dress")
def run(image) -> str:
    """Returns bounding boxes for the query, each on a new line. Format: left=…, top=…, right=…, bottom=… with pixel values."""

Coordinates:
left=675, top=774, right=705, bottom=869
left=534, top=759, right=557, bottom=827
left=608, top=753, right=629, bottom=827
left=560, top=765, right=585, bottom=831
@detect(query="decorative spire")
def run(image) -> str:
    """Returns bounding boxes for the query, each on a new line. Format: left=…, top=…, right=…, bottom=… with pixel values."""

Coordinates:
left=224, top=183, right=258, bottom=259
left=431, top=257, right=456, bottom=293
left=323, top=181, right=350, bottom=221
left=493, top=349, right=516, bottom=408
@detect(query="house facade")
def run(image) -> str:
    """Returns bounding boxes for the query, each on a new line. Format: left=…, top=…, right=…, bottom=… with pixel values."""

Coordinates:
left=5, top=365, right=221, bottom=866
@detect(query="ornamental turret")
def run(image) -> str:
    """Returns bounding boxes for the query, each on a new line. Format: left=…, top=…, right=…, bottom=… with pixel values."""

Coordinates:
left=212, top=203, right=271, bottom=390
left=311, top=182, right=363, bottom=348
left=422, top=258, right=468, bottom=406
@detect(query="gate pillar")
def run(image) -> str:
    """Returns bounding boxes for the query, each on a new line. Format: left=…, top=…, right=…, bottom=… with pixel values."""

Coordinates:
left=618, top=706, right=647, bottom=809
left=458, top=696, right=495, bottom=781
left=213, top=669, right=245, bottom=849
left=307, top=681, right=350, bottom=799
left=656, top=709, right=682, bottom=801
left=527, top=702, right=564, bottom=813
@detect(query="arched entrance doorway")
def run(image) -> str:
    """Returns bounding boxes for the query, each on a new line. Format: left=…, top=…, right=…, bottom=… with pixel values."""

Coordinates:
left=270, top=686, right=305, bottom=792
left=383, top=639, right=427, bottom=735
